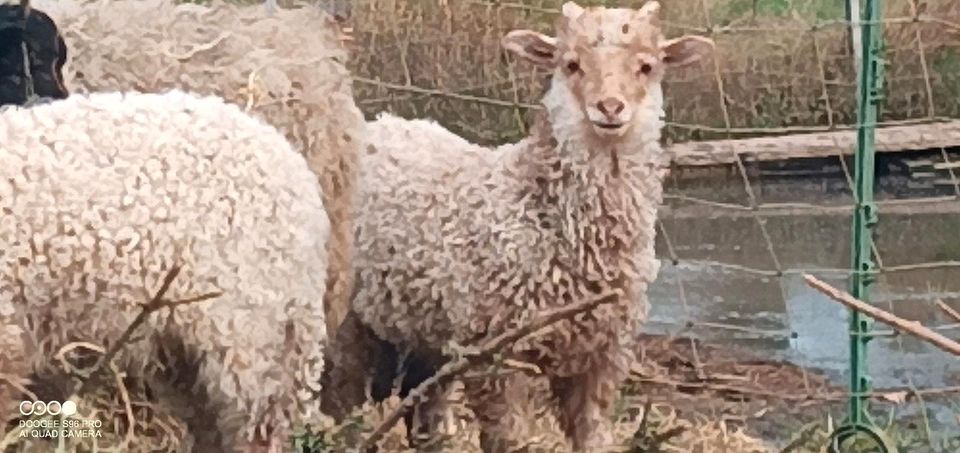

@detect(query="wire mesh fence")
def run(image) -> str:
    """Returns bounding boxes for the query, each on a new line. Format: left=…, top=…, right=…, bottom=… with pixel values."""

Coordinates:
left=349, top=0, right=960, bottom=450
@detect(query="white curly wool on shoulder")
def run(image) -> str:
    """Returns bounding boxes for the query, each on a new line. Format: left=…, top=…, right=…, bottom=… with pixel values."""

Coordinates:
left=0, top=90, right=329, bottom=452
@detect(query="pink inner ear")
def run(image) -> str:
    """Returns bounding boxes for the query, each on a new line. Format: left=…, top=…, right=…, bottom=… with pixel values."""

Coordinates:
left=530, top=47, right=553, bottom=59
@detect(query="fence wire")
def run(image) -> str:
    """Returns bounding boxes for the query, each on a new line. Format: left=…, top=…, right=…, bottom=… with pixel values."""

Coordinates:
left=349, top=0, right=960, bottom=449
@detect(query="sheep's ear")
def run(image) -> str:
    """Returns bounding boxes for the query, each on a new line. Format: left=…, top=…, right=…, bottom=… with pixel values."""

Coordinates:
left=661, top=35, right=714, bottom=67
left=561, top=2, right=585, bottom=20
left=502, top=30, right=557, bottom=67
left=635, top=1, right=661, bottom=18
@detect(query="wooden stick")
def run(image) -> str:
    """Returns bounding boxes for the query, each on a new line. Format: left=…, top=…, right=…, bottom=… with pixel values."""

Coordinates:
left=936, top=299, right=960, bottom=324
left=73, top=266, right=221, bottom=394
left=803, top=274, right=960, bottom=357
left=360, top=289, right=622, bottom=450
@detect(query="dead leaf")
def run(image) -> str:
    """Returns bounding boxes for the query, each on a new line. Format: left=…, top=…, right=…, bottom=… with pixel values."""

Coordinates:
left=879, top=391, right=909, bottom=404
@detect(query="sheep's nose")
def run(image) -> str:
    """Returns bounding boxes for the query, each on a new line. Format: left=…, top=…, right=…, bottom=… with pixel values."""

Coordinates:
left=597, top=98, right=625, bottom=118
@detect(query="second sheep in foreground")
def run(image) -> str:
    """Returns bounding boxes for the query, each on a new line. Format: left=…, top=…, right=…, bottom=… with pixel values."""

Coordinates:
left=351, top=2, right=715, bottom=451
left=0, top=90, right=329, bottom=452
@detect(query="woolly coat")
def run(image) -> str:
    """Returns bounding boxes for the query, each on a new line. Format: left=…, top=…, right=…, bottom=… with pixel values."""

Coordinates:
left=0, top=90, right=329, bottom=451
left=34, top=0, right=363, bottom=337
left=352, top=78, right=665, bottom=379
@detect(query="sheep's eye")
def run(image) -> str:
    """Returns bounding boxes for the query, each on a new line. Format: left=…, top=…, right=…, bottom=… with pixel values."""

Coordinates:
left=639, top=63, right=653, bottom=75
left=566, top=60, right=582, bottom=74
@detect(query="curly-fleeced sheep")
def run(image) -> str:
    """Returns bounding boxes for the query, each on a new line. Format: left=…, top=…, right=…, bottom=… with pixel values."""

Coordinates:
left=350, top=2, right=714, bottom=450
left=34, top=0, right=363, bottom=342
left=0, top=90, right=329, bottom=452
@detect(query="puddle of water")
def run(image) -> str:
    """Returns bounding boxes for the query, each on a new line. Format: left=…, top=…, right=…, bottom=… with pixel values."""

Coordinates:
left=648, top=158, right=960, bottom=438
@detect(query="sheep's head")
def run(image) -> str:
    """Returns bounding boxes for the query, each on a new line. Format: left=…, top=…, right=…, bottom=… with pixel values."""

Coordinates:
left=502, top=1, right=713, bottom=140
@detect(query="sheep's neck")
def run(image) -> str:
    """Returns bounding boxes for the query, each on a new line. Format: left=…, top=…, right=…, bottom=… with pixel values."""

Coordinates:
left=524, top=107, right=662, bottom=284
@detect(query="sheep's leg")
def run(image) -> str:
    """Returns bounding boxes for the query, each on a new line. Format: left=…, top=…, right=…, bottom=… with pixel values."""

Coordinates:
left=465, top=372, right=568, bottom=453
left=405, top=380, right=463, bottom=449
left=551, top=364, right=618, bottom=452
left=320, top=310, right=399, bottom=420
left=168, top=316, right=324, bottom=453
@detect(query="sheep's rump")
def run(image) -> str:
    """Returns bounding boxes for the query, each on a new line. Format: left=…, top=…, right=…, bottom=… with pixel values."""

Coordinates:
left=35, top=0, right=364, bottom=336
left=0, top=1, right=68, bottom=106
left=0, top=90, right=329, bottom=438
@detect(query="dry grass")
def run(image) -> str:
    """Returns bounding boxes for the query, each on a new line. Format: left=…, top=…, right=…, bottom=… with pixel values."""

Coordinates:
left=348, top=0, right=960, bottom=145
left=296, top=336, right=786, bottom=453
left=4, top=328, right=956, bottom=452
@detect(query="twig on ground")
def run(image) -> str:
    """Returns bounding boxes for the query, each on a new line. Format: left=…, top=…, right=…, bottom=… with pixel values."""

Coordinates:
left=937, top=299, right=960, bottom=324
left=631, top=373, right=839, bottom=402
left=632, top=367, right=960, bottom=403
left=72, top=265, right=221, bottom=394
left=777, top=421, right=823, bottom=453
left=359, top=289, right=622, bottom=450
left=650, top=425, right=687, bottom=445
left=804, top=274, right=960, bottom=357
left=0, top=373, right=37, bottom=401
left=111, top=363, right=137, bottom=447
left=627, top=398, right=655, bottom=452
left=54, top=342, right=106, bottom=378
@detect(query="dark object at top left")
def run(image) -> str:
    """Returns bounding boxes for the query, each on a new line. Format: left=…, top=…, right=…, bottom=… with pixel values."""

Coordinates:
left=1, top=0, right=68, bottom=107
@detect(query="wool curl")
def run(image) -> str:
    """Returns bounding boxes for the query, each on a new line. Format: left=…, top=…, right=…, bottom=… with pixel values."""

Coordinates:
left=34, top=0, right=364, bottom=338
left=0, top=90, right=330, bottom=452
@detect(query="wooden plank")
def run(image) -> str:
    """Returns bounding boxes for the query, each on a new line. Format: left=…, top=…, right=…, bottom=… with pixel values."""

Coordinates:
left=905, top=159, right=936, bottom=169
left=659, top=198, right=960, bottom=220
left=666, top=120, right=960, bottom=167
left=934, top=162, right=960, bottom=170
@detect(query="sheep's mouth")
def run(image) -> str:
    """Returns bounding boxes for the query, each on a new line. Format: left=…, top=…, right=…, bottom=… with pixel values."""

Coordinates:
left=592, top=121, right=625, bottom=130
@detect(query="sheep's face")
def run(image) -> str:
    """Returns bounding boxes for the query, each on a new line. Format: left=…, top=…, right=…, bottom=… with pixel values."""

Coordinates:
left=502, top=1, right=713, bottom=140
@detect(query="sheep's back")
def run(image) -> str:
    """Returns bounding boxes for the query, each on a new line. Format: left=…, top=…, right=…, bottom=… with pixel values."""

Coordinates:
left=353, top=114, right=504, bottom=346
left=34, top=0, right=363, bottom=338
left=0, top=90, right=329, bottom=376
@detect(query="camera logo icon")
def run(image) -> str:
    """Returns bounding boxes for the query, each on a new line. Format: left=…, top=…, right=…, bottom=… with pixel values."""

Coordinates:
left=18, top=400, right=77, bottom=416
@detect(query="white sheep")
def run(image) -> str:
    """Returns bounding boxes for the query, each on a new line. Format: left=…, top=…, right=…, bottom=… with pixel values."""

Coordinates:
left=350, top=2, right=714, bottom=450
left=0, top=90, right=329, bottom=452
left=35, top=0, right=364, bottom=342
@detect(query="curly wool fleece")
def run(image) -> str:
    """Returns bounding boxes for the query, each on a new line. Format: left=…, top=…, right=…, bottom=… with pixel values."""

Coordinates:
left=349, top=4, right=700, bottom=449
left=353, top=75, right=663, bottom=451
left=35, top=0, right=364, bottom=338
left=353, top=104, right=663, bottom=361
left=0, top=90, right=329, bottom=451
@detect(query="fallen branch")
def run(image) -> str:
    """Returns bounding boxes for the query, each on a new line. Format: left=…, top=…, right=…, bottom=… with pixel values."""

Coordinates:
left=633, top=370, right=960, bottom=403
left=627, top=398, right=654, bottom=452
left=804, top=274, right=960, bottom=357
left=631, top=373, right=841, bottom=402
left=359, top=289, right=622, bottom=450
left=778, top=421, right=822, bottom=453
left=649, top=426, right=687, bottom=447
left=73, top=265, right=221, bottom=394
left=937, top=299, right=960, bottom=324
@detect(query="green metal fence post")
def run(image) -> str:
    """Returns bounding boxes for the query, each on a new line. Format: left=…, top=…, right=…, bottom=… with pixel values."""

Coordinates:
left=829, top=0, right=897, bottom=450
